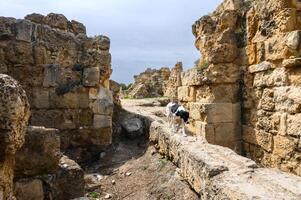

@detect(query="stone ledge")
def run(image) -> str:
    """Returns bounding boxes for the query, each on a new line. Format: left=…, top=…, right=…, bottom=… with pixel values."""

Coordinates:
left=150, top=121, right=301, bottom=199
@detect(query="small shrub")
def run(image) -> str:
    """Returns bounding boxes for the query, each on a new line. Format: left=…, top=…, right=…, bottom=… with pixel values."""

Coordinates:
left=158, top=158, right=168, bottom=166
left=89, top=191, right=100, bottom=198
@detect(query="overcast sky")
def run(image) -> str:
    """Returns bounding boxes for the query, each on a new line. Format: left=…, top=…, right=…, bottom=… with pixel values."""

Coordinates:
left=1, top=0, right=222, bottom=84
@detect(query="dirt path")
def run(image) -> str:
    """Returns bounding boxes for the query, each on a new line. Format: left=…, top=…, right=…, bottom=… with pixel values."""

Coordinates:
left=84, top=98, right=199, bottom=200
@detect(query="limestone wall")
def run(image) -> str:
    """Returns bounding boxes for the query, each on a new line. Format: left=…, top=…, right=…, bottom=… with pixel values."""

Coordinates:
left=180, top=0, right=301, bottom=176
left=150, top=121, right=301, bottom=200
left=242, top=0, right=301, bottom=176
left=127, top=67, right=170, bottom=98
left=179, top=2, right=243, bottom=153
left=0, top=13, right=113, bottom=150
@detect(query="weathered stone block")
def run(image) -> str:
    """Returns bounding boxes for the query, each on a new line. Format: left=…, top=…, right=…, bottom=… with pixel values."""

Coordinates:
left=287, top=114, right=301, bottom=137
left=93, top=115, right=112, bottom=129
left=243, top=129, right=273, bottom=152
left=248, top=61, right=272, bottom=74
left=43, top=64, right=59, bottom=87
left=274, top=86, right=301, bottom=113
left=121, top=117, right=145, bottom=138
left=178, top=86, right=196, bottom=102
left=259, top=89, right=275, bottom=111
left=214, top=122, right=241, bottom=152
left=70, top=20, right=86, bottom=35
left=15, top=126, right=61, bottom=177
left=265, top=35, right=290, bottom=61
left=90, top=87, right=113, bottom=115
left=78, top=128, right=112, bottom=146
left=99, top=51, right=111, bottom=66
left=14, top=179, right=44, bottom=200
left=89, top=88, right=98, bottom=100
left=24, top=13, right=45, bottom=24
left=15, top=19, right=33, bottom=42
left=286, top=30, right=301, bottom=50
left=83, top=67, right=100, bottom=87
left=204, top=63, right=240, bottom=84
left=207, top=43, right=239, bottom=64
left=253, top=68, right=288, bottom=88
left=77, top=87, right=89, bottom=108
left=52, top=156, right=84, bottom=200
left=273, top=135, right=298, bottom=158
left=195, top=84, right=239, bottom=103
left=195, top=121, right=215, bottom=143
left=33, top=89, right=49, bottom=108
left=30, top=109, right=78, bottom=130
left=181, top=68, right=204, bottom=86
left=282, top=58, right=301, bottom=68
left=50, top=90, right=79, bottom=109
left=189, top=103, right=239, bottom=123
left=44, top=13, right=68, bottom=30
left=245, top=44, right=256, bottom=65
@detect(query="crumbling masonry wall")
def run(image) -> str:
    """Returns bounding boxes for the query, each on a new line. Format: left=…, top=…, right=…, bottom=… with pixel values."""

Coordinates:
left=164, top=62, right=183, bottom=98
left=184, top=0, right=301, bottom=176
left=127, top=67, right=170, bottom=98
left=0, top=13, right=113, bottom=150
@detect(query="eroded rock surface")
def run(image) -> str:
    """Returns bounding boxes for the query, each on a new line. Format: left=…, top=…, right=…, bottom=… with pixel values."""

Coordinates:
left=0, top=74, right=30, bottom=199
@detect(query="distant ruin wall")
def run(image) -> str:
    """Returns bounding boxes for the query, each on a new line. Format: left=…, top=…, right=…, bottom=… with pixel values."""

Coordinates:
left=127, top=67, right=170, bottom=98
left=0, top=13, right=113, bottom=150
left=185, top=0, right=301, bottom=176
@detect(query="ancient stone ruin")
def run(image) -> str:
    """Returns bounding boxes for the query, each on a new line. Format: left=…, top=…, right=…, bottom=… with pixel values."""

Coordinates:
left=127, top=67, right=170, bottom=98
left=175, top=0, right=301, bottom=176
left=0, top=13, right=113, bottom=154
left=0, top=13, right=113, bottom=199
left=126, top=62, right=183, bottom=99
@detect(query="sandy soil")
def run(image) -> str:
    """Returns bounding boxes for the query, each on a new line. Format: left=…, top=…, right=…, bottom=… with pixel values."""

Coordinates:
left=83, top=98, right=199, bottom=200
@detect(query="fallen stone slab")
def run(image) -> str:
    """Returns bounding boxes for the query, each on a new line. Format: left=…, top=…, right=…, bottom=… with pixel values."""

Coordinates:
left=150, top=121, right=301, bottom=200
left=14, top=178, right=44, bottom=200
left=51, top=156, right=85, bottom=200
left=15, top=126, right=61, bottom=178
